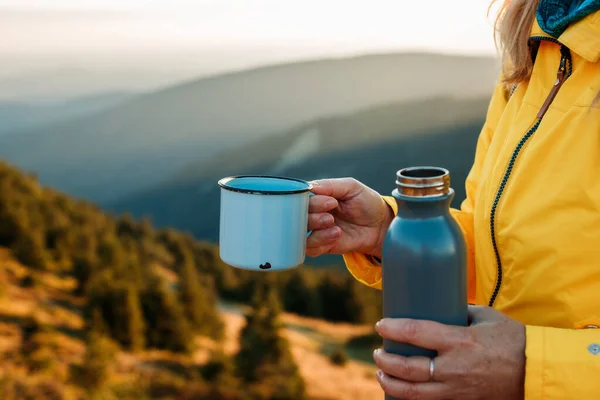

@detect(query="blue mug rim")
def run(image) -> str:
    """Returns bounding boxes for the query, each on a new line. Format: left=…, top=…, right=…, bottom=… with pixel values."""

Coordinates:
left=217, top=175, right=313, bottom=195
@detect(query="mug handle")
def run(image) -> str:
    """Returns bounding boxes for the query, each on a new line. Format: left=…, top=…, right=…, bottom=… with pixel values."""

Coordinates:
left=307, top=192, right=315, bottom=237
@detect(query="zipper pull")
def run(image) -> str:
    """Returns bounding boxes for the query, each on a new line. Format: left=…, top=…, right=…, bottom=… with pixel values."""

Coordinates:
left=537, top=57, right=567, bottom=119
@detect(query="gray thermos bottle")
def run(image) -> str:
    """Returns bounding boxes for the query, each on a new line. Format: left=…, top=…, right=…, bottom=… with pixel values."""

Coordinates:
left=382, top=167, right=468, bottom=400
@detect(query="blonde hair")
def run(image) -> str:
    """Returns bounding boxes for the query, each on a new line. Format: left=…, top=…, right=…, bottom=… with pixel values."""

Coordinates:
left=491, top=0, right=540, bottom=86
left=492, top=0, right=600, bottom=106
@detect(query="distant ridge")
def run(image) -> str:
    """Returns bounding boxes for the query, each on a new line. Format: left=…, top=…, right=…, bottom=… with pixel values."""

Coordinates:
left=0, top=91, right=135, bottom=136
left=0, top=52, right=498, bottom=203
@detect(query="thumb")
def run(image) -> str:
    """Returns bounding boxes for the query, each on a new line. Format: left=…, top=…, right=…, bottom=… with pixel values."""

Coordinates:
left=310, top=178, right=361, bottom=200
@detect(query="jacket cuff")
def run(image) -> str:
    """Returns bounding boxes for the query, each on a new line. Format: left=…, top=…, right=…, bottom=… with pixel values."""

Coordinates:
left=342, top=253, right=382, bottom=290
left=524, top=325, right=544, bottom=399
left=382, top=195, right=398, bottom=215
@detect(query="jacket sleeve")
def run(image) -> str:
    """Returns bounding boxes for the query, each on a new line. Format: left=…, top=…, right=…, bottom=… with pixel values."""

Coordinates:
left=342, top=78, right=509, bottom=305
left=525, top=325, right=600, bottom=398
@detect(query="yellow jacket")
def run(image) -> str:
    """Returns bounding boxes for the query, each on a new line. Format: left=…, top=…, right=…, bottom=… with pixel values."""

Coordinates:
left=344, top=15, right=600, bottom=399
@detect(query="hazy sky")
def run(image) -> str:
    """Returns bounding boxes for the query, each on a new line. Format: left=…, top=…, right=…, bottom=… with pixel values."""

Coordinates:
left=0, top=0, right=498, bottom=99
left=1, top=0, right=498, bottom=56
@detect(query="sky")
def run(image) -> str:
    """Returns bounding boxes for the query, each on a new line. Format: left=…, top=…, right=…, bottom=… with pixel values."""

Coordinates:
left=0, top=0, right=499, bottom=99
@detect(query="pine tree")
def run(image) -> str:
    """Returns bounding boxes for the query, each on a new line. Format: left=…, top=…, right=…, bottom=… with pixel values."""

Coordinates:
left=235, top=282, right=306, bottom=400
left=0, top=202, right=22, bottom=246
left=116, top=213, right=137, bottom=238
left=140, top=272, right=193, bottom=354
left=201, top=350, right=240, bottom=389
left=90, top=307, right=109, bottom=336
left=12, top=230, right=48, bottom=270
left=72, top=255, right=95, bottom=296
left=179, top=251, right=224, bottom=340
left=98, top=234, right=126, bottom=272
left=347, top=277, right=382, bottom=325
left=317, top=273, right=349, bottom=322
left=120, top=237, right=145, bottom=287
left=77, top=330, right=119, bottom=397
left=71, top=229, right=99, bottom=294
left=86, top=274, right=146, bottom=351
left=124, top=286, right=146, bottom=352
left=282, top=271, right=321, bottom=318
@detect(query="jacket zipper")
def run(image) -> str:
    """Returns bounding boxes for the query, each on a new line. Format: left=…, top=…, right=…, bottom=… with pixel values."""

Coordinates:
left=488, top=42, right=572, bottom=307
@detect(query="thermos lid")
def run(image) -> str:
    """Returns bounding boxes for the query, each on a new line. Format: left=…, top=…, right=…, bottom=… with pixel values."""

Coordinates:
left=396, top=167, right=450, bottom=197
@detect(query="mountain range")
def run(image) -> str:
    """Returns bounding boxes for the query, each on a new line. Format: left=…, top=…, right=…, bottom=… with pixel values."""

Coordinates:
left=0, top=52, right=498, bottom=203
left=0, top=91, right=134, bottom=136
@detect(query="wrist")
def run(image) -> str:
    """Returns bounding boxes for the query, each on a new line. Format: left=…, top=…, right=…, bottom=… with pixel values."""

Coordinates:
left=366, top=198, right=395, bottom=260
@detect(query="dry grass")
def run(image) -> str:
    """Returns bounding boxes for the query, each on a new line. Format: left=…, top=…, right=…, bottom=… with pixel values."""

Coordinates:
left=152, top=263, right=179, bottom=284
left=220, top=311, right=383, bottom=400
left=0, top=248, right=27, bottom=277
left=0, top=322, right=20, bottom=355
left=0, top=257, right=83, bottom=330
left=281, top=312, right=373, bottom=341
left=0, top=251, right=87, bottom=371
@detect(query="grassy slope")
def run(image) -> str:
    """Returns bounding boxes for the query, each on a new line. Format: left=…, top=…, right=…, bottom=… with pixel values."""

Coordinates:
left=0, top=247, right=382, bottom=400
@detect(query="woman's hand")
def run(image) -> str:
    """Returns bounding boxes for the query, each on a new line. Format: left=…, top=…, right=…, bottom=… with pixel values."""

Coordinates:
left=306, top=178, right=394, bottom=258
left=373, top=306, right=526, bottom=400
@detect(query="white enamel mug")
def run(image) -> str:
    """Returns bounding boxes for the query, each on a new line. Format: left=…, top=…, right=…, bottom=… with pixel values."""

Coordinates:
left=218, top=175, right=313, bottom=271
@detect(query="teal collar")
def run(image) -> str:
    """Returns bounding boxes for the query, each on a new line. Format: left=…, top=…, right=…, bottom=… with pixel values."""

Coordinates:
left=537, top=0, right=600, bottom=37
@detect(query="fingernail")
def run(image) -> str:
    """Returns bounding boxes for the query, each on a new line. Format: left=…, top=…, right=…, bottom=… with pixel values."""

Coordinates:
left=310, top=181, right=319, bottom=187
left=375, top=319, right=383, bottom=329
left=373, top=348, right=381, bottom=357
left=376, top=370, right=384, bottom=380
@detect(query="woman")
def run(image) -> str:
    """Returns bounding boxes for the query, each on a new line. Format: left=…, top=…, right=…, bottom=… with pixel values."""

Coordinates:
left=307, top=0, right=600, bottom=398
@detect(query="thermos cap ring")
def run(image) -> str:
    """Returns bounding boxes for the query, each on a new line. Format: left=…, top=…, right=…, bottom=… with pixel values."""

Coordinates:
left=396, top=167, right=451, bottom=197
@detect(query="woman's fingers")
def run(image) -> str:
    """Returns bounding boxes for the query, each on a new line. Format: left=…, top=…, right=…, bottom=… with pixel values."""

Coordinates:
left=306, top=244, right=336, bottom=258
left=308, top=213, right=335, bottom=231
left=306, top=204, right=342, bottom=256
left=306, top=226, right=342, bottom=257
left=309, top=195, right=338, bottom=213
left=373, top=350, right=439, bottom=383
left=376, top=371, right=446, bottom=400
left=375, top=318, right=463, bottom=352
left=307, top=226, right=342, bottom=247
